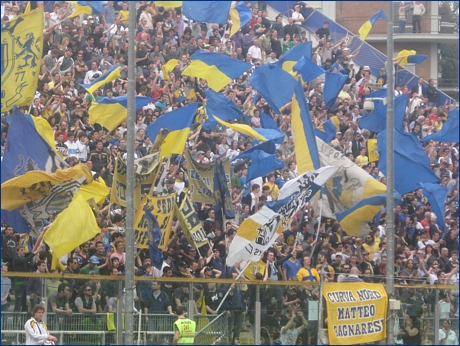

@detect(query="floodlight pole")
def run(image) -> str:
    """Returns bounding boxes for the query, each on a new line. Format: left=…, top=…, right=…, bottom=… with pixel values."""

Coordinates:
left=385, top=1, right=395, bottom=344
left=124, top=1, right=136, bottom=344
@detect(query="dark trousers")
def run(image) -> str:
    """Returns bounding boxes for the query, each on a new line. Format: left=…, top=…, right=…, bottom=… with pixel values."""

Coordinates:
left=412, top=15, right=421, bottom=33
left=14, top=284, right=27, bottom=312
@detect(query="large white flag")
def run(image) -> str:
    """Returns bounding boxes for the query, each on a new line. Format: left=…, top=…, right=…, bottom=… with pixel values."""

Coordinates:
left=226, top=166, right=338, bottom=266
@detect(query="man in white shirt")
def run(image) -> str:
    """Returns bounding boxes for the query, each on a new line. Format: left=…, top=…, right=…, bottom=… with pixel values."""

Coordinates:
left=247, top=39, right=262, bottom=63
left=411, top=1, right=426, bottom=33
left=83, top=61, right=101, bottom=84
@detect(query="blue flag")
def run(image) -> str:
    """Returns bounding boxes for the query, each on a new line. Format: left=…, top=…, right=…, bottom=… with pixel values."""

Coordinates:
left=323, top=72, right=348, bottom=110
left=249, top=63, right=297, bottom=114
left=314, top=118, right=339, bottom=142
left=407, top=55, right=428, bottom=65
left=254, top=128, right=285, bottom=144
left=259, top=112, right=279, bottom=130
left=182, top=1, right=231, bottom=24
left=418, top=182, right=449, bottom=231
left=420, top=109, right=459, bottom=143
left=377, top=129, right=440, bottom=195
left=1, top=107, right=68, bottom=233
left=204, top=90, right=243, bottom=130
left=144, top=205, right=164, bottom=270
left=246, top=150, right=284, bottom=183
left=293, top=56, right=326, bottom=82
left=358, top=91, right=408, bottom=132
left=232, top=140, right=277, bottom=161
left=213, top=160, right=235, bottom=219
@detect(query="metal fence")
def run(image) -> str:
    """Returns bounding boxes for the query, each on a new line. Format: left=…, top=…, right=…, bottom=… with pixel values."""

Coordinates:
left=0, top=311, right=228, bottom=345
left=1, top=273, right=458, bottom=345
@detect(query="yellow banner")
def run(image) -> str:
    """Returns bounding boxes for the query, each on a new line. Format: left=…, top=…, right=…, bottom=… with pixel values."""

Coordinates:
left=243, top=260, right=266, bottom=280
left=134, top=194, right=175, bottom=249
left=184, top=150, right=215, bottom=204
left=367, top=139, right=379, bottom=162
left=322, top=282, right=387, bottom=345
left=110, top=153, right=160, bottom=208
left=1, top=8, right=44, bottom=112
left=174, top=194, right=210, bottom=256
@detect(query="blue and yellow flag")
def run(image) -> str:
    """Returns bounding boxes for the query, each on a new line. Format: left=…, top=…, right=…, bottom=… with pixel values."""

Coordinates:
left=146, top=103, right=198, bottom=151
left=26, top=113, right=57, bottom=151
left=68, top=1, right=103, bottom=18
left=182, top=1, right=231, bottom=24
left=358, top=10, right=386, bottom=41
left=393, top=49, right=427, bottom=67
left=249, top=63, right=297, bottom=114
left=278, top=42, right=312, bottom=74
left=1, top=107, right=68, bottom=235
left=291, top=80, right=320, bottom=174
left=293, top=55, right=326, bottom=82
left=159, top=103, right=199, bottom=158
left=336, top=194, right=388, bottom=237
left=88, top=95, right=153, bottom=131
left=1, top=8, right=44, bottom=112
left=315, top=116, right=341, bottom=143
left=229, top=3, right=252, bottom=37
left=182, top=50, right=252, bottom=92
left=43, top=193, right=100, bottom=258
left=80, top=63, right=121, bottom=94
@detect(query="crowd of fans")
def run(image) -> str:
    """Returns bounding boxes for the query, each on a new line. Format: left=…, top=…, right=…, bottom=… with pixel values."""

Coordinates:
left=1, top=1, right=458, bottom=345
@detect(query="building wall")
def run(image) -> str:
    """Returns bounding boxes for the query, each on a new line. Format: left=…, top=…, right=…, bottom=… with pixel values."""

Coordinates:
left=335, top=1, right=433, bottom=35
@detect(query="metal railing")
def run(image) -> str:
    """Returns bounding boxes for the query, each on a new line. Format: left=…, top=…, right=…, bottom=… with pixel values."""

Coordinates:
left=0, top=311, right=228, bottom=345
left=336, top=15, right=458, bottom=35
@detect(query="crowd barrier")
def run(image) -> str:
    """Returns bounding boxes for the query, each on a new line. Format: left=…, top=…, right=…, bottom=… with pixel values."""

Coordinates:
left=1, top=273, right=458, bottom=345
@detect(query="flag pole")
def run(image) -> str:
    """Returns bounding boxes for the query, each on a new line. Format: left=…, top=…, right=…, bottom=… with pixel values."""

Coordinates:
left=215, top=260, right=251, bottom=313
left=124, top=1, right=136, bottom=344
left=310, top=188, right=323, bottom=258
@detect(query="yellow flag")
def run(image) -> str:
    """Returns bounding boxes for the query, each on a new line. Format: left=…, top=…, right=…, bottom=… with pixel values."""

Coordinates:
left=30, top=116, right=57, bottom=151
left=1, top=164, right=92, bottom=211
left=1, top=8, right=44, bottom=112
left=77, top=179, right=110, bottom=205
left=43, top=193, right=100, bottom=258
left=155, top=1, right=183, bottom=8
left=214, top=116, right=267, bottom=141
left=162, top=59, right=179, bottom=81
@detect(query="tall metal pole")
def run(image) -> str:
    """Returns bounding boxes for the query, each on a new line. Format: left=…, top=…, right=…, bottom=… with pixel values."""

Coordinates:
left=124, top=1, right=136, bottom=344
left=385, top=1, right=395, bottom=344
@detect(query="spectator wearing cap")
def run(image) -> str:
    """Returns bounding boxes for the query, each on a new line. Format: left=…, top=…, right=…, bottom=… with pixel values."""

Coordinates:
left=175, top=261, right=194, bottom=279
left=80, top=256, right=101, bottom=275
left=206, top=248, right=227, bottom=278
left=57, top=48, right=74, bottom=77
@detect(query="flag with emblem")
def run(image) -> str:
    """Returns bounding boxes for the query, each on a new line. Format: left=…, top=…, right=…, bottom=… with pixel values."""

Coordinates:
left=1, top=8, right=44, bottom=112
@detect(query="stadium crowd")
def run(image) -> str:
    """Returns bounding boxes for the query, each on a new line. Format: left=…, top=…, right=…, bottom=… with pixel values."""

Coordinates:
left=1, top=1, right=459, bottom=345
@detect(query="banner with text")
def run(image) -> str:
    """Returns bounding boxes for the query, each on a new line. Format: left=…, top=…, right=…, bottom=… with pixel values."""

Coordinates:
left=110, top=153, right=160, bottom=208
left=174, top=194, right=211, bottom=257
left=134, top=193, right=175, bottom=249
left=323, top=282, right=387, bottom=345
left=185, top=150, right=215, bottom=204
